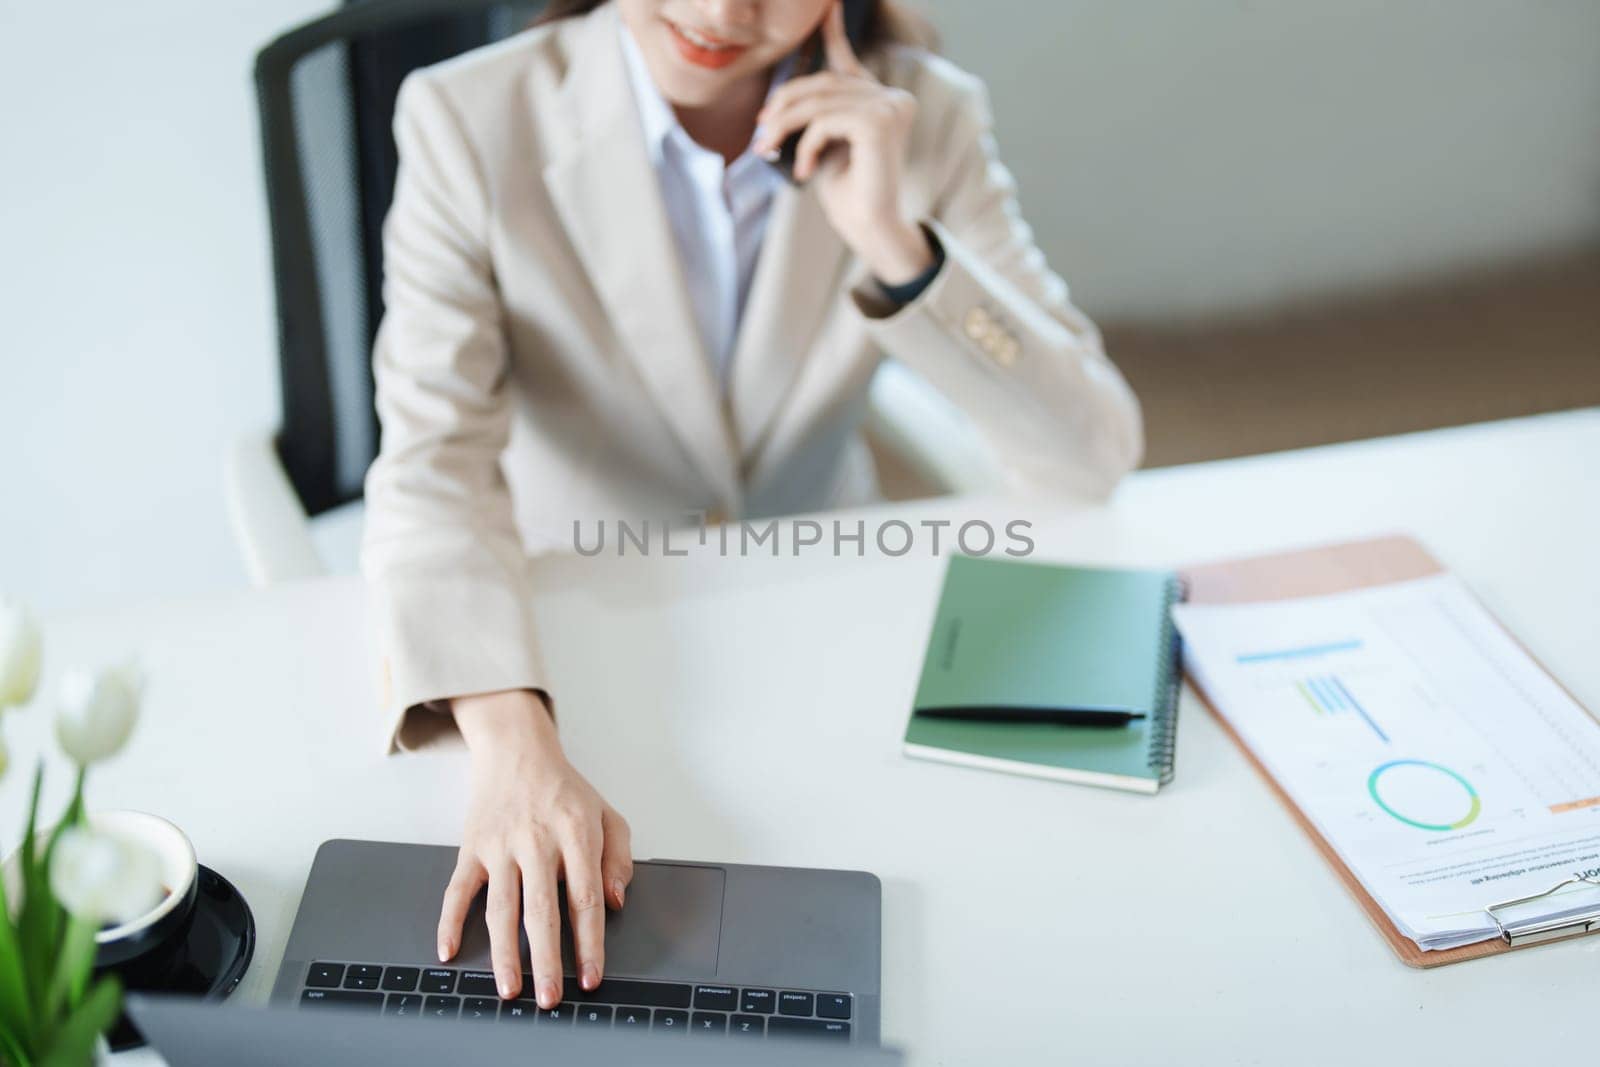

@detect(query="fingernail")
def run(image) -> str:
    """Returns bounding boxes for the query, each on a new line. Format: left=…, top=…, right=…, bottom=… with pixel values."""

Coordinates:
left=436, top=938, right=451, bottom=961
left=497, top=972, right=514, bottom=999
left=538, top=977, right=559, bottom=1009
left=612, top=879, right=625, bottom=907
left=581, top=962, right=600, bottom=990
left=761, top=148, right=781, bottom=163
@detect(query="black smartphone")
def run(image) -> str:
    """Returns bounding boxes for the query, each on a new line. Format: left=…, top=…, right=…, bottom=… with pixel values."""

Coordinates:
left=773, top=0, right=873, bottom=183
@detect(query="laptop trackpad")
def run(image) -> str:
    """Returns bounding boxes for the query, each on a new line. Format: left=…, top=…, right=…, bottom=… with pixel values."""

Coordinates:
left=579, top=862, right=724, bottom=979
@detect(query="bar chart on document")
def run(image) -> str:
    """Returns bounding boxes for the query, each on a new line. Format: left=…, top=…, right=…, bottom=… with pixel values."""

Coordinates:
left=1175, top=574, right=1600, bottom=950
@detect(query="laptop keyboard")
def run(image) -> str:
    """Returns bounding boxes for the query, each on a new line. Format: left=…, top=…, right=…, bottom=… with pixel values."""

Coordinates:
left=298, top=963, right=853, bottom=1041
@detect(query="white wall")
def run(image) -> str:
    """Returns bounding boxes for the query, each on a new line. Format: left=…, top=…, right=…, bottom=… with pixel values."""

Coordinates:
left=1, top=0, right=325, bottom=615
left=924, top=0, right=1600, bottom=318
left=3, top=0, right=1597, bottom=616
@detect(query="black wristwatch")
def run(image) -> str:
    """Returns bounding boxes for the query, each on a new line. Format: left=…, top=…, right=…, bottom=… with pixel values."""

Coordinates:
left=876, top=234, right=946, bottom=308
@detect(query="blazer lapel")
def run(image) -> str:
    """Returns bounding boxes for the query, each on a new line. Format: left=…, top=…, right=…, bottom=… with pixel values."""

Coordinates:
left=727, top=180, right=852, bottom=467
left=541, top=6, right=741, bottom=506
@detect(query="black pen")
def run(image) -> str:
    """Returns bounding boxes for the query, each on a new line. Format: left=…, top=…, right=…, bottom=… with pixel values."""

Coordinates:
left=913, top=705, right=1147, bottom=727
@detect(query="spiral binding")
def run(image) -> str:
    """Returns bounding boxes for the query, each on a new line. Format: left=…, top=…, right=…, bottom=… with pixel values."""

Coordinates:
left=1146, top=576, right=1187, bottom=785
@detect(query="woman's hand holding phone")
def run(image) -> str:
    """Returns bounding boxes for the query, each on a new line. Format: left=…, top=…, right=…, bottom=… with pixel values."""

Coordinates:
left=754, top=1, right=935, bottom=286
left=440, top=689, right=633, bottom=1008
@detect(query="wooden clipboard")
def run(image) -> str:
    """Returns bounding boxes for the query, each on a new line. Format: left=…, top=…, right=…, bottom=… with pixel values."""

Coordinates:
left=1180, top=533, right=1600, bottom=968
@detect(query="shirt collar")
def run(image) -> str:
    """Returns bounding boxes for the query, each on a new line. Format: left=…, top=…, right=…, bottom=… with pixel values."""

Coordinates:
left=619, top=20, right=794, bottom=170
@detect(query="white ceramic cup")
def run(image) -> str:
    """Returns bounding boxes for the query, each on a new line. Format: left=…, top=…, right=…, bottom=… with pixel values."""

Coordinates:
left=89, top=810, right=199, bottom=968
left=3, top=810, right=200, bottom=969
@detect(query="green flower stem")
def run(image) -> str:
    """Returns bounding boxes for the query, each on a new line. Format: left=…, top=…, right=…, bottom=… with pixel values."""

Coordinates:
left=7, top=761, right=100, bottom=1063
left=37, top=975, right=118, bottom=1067
left=0, top=866, right=34, bottom=1056
left=16, top=763, right=51, bottom=1037
left=42, top=915, right=95, bottom=1030
left=32, top=766, right=89, bottom=1054
left=0, top=1020, right=32, bottom=1067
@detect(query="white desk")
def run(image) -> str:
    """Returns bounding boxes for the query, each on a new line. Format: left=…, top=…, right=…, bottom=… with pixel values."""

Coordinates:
left=5, top=409, right=1597, bottom=1064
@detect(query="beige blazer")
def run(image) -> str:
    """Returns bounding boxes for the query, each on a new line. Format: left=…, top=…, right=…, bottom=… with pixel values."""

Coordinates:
left=363, top=2, right=1143, bottom=750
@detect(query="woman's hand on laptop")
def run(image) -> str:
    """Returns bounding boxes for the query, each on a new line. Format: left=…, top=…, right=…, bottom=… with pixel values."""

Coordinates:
left=440, top=689, right=633, bottom=1008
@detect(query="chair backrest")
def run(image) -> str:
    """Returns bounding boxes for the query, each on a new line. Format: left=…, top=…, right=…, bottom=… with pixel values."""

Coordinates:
left=255, top=0, right=545, bottom=516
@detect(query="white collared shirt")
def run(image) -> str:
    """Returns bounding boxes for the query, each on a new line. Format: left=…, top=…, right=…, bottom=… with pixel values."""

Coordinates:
left=620, top=24, right=788, bottom=386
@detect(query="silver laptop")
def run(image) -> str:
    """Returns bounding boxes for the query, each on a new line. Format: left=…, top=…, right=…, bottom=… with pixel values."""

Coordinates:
left=129, top=995, right=902, bottom=1065
left=267, top=840, right=882, bottom=1047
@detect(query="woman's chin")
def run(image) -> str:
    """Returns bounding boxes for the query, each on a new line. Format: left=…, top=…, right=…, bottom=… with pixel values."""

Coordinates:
left=641, top=34, right=779, bottom=107
left=652, top=65, right=748, bottom=109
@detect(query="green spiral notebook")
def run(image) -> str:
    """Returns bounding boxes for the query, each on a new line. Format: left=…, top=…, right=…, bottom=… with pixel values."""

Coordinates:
left=903, top=555, right=1184, bottom=794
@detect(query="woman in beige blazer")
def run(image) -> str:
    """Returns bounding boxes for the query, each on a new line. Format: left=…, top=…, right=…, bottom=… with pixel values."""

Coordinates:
left=362, top=0, right=1142, bottom=1008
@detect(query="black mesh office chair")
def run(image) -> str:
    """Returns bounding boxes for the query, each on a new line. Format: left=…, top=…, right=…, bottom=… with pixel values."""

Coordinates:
left=227, top=0, right=996, bottom=584
left=263, top=0, right=545, bottom=512
left=227, top=0, right=545, bottom=581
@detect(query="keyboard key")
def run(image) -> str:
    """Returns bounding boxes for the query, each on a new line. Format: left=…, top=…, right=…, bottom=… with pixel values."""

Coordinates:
left=419, top=969, right=456, bottom=994
left=384, top=994, right=422, bottom=1018
left=537, top=1003, right=575, bottom=1025
left=300, top=989, right=382, bottom=1013
left=690, top=1011, right=727, bottom=1035
left=778, top=992, right=814, bottom=1017
left=769, top=1017, right=851, bottom=1041
left=564, top=977, right=692, bottom=1009
left=372, top=966, right=416, bottom=991
left=381, top=966, right=420, bottom=992
left=305, top=962, right=344, bottom=988
left=693, top=985, right=737, bottom=1011
left=575, top=1005, right=612, bottom=1026
left=343, top=964, right=381, bottom=991
left=423, top=996, right=459, bottom=1020
left=816, top=993, right=852, bottom=1020
left=730, top=1014, right=765, bottom=1037
left=462, top=997, right=499, bottom=1021
left=615, top=1007, right=651, bottom=1029
left=456, top=971, right=498, bottom=997
left=740, top=989, right=776, bottom=1014
left=653, top=1009, right=689, bottom=1033
left=500, top=1000, right=538, bottom=1022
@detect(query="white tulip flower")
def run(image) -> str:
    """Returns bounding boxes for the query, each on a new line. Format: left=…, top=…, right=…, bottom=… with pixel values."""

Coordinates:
left=55, top=663, right=142, bottom=766
left=0, top=599, right=43, bottom=709
left=50, top=826, right=163, bottom=925
left=0, top=729, right=8, bottom=781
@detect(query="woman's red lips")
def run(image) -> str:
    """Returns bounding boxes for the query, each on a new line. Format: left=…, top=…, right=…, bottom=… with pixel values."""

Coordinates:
left=664, top=19, right=748, bottom=70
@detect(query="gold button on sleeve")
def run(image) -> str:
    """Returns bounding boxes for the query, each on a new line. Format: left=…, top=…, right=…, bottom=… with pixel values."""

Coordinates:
left=963, top=307, right=990, bottom=341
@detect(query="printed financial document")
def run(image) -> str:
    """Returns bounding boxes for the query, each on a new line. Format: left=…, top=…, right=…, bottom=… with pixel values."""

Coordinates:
left=1174, top=574, right=1600, bottom=949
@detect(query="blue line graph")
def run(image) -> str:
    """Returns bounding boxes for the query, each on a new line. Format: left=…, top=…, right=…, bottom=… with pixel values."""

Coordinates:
left=1294, top=673, right=1390, bottom=744
left=1309, top=676, right=1344, bottom=711
left=1236, top=639, right=1363, bottom=664
left=1328, top=676, right=1389, bottom=744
